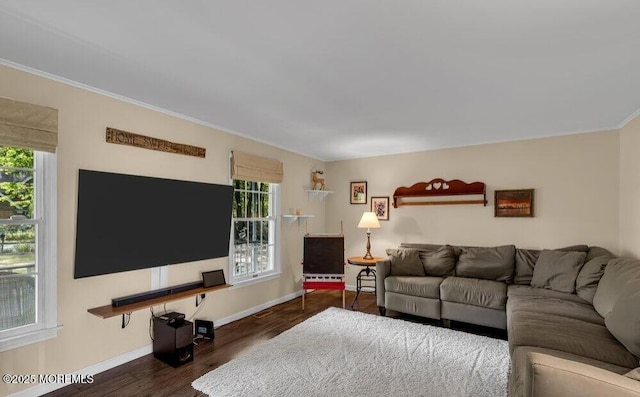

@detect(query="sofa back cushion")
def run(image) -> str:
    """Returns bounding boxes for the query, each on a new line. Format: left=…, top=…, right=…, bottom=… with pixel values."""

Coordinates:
left=576, top=254, right=614, bottom=303
left=530, top=249, right=586, bottom=293
left=513, top=245, right=591, bottom=286
left=386, top=248, right=425, bottom=276
left=585, top=246, right=615, bottom=262
left=400, top=243, right=445, bottom=252
left=514, top=249, right=540, bottom=285
left=594, top=257, right=640, bottom=317
left=456, top=245, right=515, bottom=282
left=605, top=279, right=640, bottom=357
left=419, top=245, right=456, bottom=277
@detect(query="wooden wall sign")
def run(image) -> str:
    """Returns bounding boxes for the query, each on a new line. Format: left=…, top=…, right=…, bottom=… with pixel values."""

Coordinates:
left=106, top=127, right=206, bottom=158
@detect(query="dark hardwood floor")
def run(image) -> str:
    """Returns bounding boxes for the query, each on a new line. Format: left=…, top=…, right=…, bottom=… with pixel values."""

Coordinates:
left=45, top=290, right=506, bottom=397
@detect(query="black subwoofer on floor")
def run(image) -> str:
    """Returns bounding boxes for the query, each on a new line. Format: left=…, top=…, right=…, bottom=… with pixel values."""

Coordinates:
left=153, top=316, right=194, bottom=367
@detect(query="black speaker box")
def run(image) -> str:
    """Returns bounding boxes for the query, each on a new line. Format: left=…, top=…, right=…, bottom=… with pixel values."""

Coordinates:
left=153, top=317, right=194, bottom=367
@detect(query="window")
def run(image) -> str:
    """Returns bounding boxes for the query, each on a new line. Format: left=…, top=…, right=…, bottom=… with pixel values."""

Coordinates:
left=230, top=180, right=279, bottom=284
left=0, top=146, right=57, bottom=351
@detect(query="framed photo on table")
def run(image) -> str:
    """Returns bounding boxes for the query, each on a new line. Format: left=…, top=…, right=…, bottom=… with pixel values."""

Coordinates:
left=350, top=181, right=367, bottom=204
left=494, top=189, right=534, bottom=217
left=371, top=196, right=389, bottom=221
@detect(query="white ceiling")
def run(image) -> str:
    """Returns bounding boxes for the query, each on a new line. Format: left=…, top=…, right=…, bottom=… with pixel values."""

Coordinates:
left=1, top=1, right=639, bottom=161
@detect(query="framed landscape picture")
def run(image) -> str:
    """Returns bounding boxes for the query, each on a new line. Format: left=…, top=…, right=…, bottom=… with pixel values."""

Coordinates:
left=350, top=181, right=367, bottom=204
left=494, top=189, right=534, bottom=217
left=371, top=196, right=390, bottom=221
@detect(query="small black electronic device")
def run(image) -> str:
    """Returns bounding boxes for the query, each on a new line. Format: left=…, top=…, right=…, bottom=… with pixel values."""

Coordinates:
left=158, top=311, right=185, bottom=325
left=202, top=269, right=226, bottom=288
left=194, top=319, right=214, bottom=340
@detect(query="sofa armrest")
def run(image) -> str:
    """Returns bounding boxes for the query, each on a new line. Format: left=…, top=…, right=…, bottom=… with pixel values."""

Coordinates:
left=375, top=260, right=391, bottom=307
left=524, top=351, right=640, bottom=397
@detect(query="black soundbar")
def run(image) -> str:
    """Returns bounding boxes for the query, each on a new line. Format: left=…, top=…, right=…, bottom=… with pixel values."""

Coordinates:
left=111, top=281, right=204, bottom=307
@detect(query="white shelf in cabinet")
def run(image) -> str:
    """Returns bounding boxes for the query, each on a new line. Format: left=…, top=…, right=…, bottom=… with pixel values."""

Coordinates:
left=282, top=214, right=315, bottom=225
left=305, top=190, right=333, bottom=200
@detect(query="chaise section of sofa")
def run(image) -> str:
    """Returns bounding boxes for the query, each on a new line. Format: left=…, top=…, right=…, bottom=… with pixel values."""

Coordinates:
left=508, top=254, right=640, bottom=397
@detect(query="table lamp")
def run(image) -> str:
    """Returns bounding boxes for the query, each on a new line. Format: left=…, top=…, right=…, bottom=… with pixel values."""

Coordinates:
left=357, top=212, right=381, bottom=260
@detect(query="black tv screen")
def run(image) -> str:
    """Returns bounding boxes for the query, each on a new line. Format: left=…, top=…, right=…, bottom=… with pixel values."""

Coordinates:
left=74, top=169, right=233, bottom=279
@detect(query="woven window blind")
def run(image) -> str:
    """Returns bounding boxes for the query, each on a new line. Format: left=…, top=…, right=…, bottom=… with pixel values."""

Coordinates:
left=0, top=97, right=58, bottom=153
left=230, top=150, right=283, bottom=183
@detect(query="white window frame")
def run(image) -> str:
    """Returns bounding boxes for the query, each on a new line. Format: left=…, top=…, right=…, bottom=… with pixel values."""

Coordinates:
left=0, top=151, right=59, bottom=352
left=229, top=180, right=280, bottom=288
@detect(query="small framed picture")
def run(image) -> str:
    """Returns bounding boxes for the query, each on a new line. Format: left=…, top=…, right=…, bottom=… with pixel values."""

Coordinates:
left=371, top=196, right=390, bottom=221
left=495, top=189, right=534, bottom=217
left=350, top=181, right=367, bottom=204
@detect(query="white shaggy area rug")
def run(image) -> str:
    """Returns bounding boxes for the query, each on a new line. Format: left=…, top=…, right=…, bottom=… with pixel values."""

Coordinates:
left=192, top=307, right=510, bottom=397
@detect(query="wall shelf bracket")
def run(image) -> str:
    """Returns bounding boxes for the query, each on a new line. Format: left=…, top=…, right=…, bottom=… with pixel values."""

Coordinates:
left=121, top=312, right=131, bottom=329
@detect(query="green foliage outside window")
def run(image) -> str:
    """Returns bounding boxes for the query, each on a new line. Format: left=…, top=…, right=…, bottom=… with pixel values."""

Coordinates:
left=0, top=147, right=34, bottom=217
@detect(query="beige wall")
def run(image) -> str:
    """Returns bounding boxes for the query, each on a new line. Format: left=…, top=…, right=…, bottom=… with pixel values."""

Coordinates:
left=326, top=131, right=621, bottom=286
left=0, top=64, right=327, bottom=395
left=619, top=113, right=640, bottom=257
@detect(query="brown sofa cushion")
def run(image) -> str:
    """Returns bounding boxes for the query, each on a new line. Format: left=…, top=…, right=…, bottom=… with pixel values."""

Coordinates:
left=507, top=295, right=604, bottom=325
left=507, top=284, right=588, bottom=304
left=419, top=245, right=456, bottom=277
left=557, top=244, right=590, bottom=253
left=605, top=279, right=640, bottom=357
left=508, top=310, right=639, bottom=368
left=400, top=242, right=446, bottom=252
left=514, top=248, right=540, bottom=285
left=576, top=256, right=612, bottom=303
left=384, top=276, right=443, bottom=299
left=530, top=249, right=586, bottom=293
left=440, top=277, right=507, bottom=310
left=594, top=257, right=640, bottom=318
left=513, top=245, right=589, bottom=286
left=456, top=245, right=515, bottom=282
left=586, top=246, right=615, bottom=262
left=386, top=248, right=425, bottom=276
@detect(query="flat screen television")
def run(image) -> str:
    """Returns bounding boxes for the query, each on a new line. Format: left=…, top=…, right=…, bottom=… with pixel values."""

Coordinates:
left=74, top=169, right=233, bottom=279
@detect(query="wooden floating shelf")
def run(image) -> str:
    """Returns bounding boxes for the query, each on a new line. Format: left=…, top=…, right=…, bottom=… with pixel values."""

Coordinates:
left=393, top=178, right=487, bottom=208
left=396, top=199, right=487, bottom=206
left=88, top=283, right=232, bottom=319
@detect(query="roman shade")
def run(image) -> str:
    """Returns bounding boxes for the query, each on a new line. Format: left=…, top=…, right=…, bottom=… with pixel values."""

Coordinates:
left=0, top=97, right=58, bottom=152
left=230, top=150, right=283, bottom=183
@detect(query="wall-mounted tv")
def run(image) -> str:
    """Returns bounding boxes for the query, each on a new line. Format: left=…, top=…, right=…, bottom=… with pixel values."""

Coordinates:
left=74, top=169, right=233, bottom=279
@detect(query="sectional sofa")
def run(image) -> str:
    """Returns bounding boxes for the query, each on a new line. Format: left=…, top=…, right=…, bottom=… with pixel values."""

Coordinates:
left=375, top=243, right=640, bottom=397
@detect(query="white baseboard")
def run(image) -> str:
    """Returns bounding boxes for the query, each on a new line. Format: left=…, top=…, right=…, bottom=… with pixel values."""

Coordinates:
left=213, top=290, right=303, bottom=327
left=9, top=291, right=303, bottom=397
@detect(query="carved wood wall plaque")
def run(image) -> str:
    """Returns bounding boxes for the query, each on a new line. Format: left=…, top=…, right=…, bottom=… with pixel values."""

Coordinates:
left=106, top=127, right=206, bottom=158
left=393, top=178, right=487, bottom=208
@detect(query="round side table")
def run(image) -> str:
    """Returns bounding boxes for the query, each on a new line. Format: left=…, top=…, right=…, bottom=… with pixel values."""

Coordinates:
left=347, top=256, right=384, bottom=309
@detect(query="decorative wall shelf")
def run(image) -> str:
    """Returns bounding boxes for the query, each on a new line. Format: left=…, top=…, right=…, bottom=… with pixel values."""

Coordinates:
left=282, top=214, right=315, bottom=225
left=305, top=189, right=333, bottom=200
left=393, top=178, right=487, bottom=208
left=87, top=283, right=231, bottom=328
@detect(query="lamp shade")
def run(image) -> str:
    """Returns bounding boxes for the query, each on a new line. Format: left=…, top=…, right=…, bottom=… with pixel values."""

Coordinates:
left=358, top=212, right=381, bottom=229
